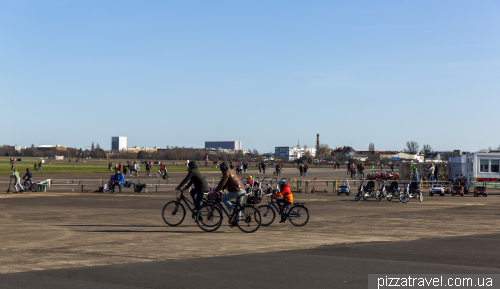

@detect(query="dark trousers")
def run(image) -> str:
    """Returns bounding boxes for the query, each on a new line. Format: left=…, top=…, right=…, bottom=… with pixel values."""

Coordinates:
left=190, top=189, right=206, bottom=212
left=276, top=199, right=292, bottom=213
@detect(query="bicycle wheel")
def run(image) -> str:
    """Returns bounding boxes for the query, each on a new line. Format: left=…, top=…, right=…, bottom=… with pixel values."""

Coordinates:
left=257, top=205, right=275, bottom=226
left=376, top=192, right=383, bottom=202
left=419, top=192, right=423, bottom=202
left=400, top=193, right=409, bottom=203
left=236, top=205, right=261, bottom=233
left=386, top=192, right=393, bottom=201
left=363, top=192, right=368, bottom=200
left=196, top=204, right=222, bottom=232
left=31, top=185, right=37, bottom=192
left=156, top=172, right=161, bottom=177
left=162, top=201, right=186, bottom=226
left=355, top=192, right=362, bottom=201
left=288, top=205, right=309, bottom=227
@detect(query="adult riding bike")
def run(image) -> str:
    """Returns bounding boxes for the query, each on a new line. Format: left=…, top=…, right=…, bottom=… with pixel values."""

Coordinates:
left=257, top=197, right=309, bottom=226
left=196, top=193, right=261, bottom=233
left=162, top=188, right=207, bottom=226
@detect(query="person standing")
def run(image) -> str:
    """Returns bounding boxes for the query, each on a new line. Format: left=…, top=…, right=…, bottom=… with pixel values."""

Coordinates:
left=128, top=161, right=134, bottom=177
left=350, top=164, right=355, bottom=179
left=134, top=162, right=140, bottom=177
left=108, top=162, right=112, bottom=171
left=123, top=164, right=128, bottom=176
left=146, top=161, right=151, bottom=177
left=243, top=163, right=248, bottom=174
left=360, top=163, right=365, bottom=179
left=34, top=162, right=38, bottom=171
left=429, top=164, right=435, bottom=181
left=299, top=163, right=304, bottom=176
left=391, top=164, right=395, bottom=172
left=119, top=163, right=122, bottom=171
left=303, top=163, right=308, bottom=177
left=262, top=162, right=266, bottom=174
left=11, top=169, right=24, bottom=193
left=258, top=162, right=262, bottom=174
left=38, top=161, right=42, bottom=172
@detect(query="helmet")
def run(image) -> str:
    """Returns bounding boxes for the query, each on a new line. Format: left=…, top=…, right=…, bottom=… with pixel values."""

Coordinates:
left=26, top=168, right=30, bottom=171
left=248, top=175, right=252, bottom=179
left=277, top=180, right=286, bottom=186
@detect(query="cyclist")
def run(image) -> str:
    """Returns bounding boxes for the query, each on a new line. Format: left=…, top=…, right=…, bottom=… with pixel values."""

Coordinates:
left=145, top=162, right=151, bottom=177
left=213, top=161, right=246, bottom=217
left=22, top=168, right=33, bottom=186
left=246, top=175, right=253, bottom=187
left=176, top=161, right=210, bottom=216
left=273, top=180, right=293, bottom=223
left=275, top=164, right=282, bottom=176
left=160, top=163, right=167, bottom=179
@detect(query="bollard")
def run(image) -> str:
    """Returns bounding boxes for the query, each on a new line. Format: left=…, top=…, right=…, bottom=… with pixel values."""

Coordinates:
left=305, top=181, right=309, bottom=192
left=81, top=185, right=84, bottom=192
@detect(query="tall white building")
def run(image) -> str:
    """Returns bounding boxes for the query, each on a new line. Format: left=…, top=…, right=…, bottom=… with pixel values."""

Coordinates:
left=205, top=141, right=242, bottom=151
left=111, top=136, right=127, bottom=151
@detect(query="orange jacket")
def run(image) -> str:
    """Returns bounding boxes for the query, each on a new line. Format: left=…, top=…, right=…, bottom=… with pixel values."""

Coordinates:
left=273, top=183, right=293, bottom=203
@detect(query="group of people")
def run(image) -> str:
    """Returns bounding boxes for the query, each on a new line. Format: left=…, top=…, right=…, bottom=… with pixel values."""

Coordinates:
left=347, top=163, right=365, bottom=179
left=298, top=163, right=309, bottom=176
left=175, top=161, right=292, bottom=224
left=9, top=168, right=34, bottom=193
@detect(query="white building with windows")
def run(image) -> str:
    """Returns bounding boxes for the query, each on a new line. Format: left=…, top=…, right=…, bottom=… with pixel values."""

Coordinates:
left=275, top=146, right=316, bottom=161
left=465, top=152, right=500, bottom=182
left=111, top=136, right=127, bottom=151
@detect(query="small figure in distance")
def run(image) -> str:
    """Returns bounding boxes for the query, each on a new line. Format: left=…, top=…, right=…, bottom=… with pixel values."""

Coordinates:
left=176, top=161, right=210, bottom=217
left=261, top=162, right=266, bottom=174
left=273, top=180, right=293, bottom=223
left=213, top=161, right=246, bottom=218
left=38, top=161, right=42, bottom=172
left=299, top=163, right=304, bottom=176
left=303, top=163, right=308, bottom=177
left=146, top=161, right=151, bottom=177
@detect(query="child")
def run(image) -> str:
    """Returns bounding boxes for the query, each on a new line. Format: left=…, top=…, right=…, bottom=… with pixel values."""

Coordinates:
left=273, top=180, right=293, bottom=223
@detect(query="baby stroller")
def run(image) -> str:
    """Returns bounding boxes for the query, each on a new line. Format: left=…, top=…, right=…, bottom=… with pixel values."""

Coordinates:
left=386, top=181, right=400, bottom=201
left=362, top=180, right=376, bottom=200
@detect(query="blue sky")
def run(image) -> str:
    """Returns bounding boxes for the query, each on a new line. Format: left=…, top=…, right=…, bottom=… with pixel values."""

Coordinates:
left=1, top=0, right=499, bottom=153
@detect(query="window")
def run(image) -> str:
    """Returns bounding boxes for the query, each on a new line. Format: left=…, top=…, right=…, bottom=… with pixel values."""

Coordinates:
left=491, top=160, right=499, bottom=173
left=480, top=159, right=489, bottom=172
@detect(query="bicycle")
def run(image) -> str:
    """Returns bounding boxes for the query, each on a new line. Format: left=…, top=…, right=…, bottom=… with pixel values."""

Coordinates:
left=22, top=179, right=37, bottom=192
left=162, top=188, right=207, bottom=226
left=257, top=197, right=309, bottom=226
left=196, top=193, right=261, bottom=233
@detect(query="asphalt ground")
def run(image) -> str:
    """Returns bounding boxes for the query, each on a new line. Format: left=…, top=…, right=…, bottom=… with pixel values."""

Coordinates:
left=1, top=167, right=499, bottom=288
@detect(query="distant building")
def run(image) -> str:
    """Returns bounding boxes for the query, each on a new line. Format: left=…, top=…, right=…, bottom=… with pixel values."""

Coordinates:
left=10, top=146, right=27, bottom=153
left=331, top=146, right=356, bottom=156
left=37, top=145, right=67, bottom=151
left=275, top=146, right=316, bottom=161
left=111, top=136, right=127, bottom=151
left=205, top=141, right=242, bottom=151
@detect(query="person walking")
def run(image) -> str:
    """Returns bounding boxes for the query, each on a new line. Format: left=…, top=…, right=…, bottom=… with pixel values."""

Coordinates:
left=129, top=161, right=134, bottom=177
left=108, top=162, right=113, bottom=171
left=303, top=163, right=308, bottom=177
left=34, top=162, right=38, bottom=171
left=243, top=163, right=248, bottom=174
left=38, top=161, right=42, bottom=172
left=11, top=169, right=24, bottom=193
left=391, top=164, right=394, bottom=172
left=360, top=163, right=365, bottom=179
left=350, top=164, right=355, bottom=179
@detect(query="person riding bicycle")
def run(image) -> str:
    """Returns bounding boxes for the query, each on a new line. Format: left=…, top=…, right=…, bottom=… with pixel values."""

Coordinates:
left=275, top=164, right=282, bottom=176
left=23, top=168, right=33, bottom=185
left=213, top=161, right=246, bottom=218
left=273, top=180, right=293, bottom=223
left=176, top=161, right=210, bottom=217
left=160, top=163, right=168, bottom=179
left=246, top=175, right=253, bottom=187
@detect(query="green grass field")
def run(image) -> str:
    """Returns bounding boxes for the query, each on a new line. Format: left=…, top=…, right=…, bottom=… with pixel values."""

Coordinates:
left=1, top=162, right=225, bottom=175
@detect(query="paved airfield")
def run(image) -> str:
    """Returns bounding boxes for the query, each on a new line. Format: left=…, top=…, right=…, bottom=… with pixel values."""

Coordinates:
left=1, top=167, right=500, bottom=288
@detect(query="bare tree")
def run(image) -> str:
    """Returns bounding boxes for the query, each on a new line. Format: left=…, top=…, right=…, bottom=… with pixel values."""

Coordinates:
left=317, top=143, right=330, bottom=159
left=421, top=144, right=432, bottom=153
left=403, top=141, right=420, bottom=154
left=368, top=142, right=375, bottom=152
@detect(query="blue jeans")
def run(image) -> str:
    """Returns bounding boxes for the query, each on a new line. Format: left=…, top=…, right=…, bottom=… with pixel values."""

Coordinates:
left=304, top=172, right=307, bottom=176
left=221, top=190, right=246, bottom=211
left=112, top=182, right=122, bottom=193
left=429, top=174, right=435, bottom=181
left=39, top=167, right=42, bottom=171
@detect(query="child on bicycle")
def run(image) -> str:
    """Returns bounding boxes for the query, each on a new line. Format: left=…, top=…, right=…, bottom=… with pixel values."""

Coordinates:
left=273, top=180, right=293, bottom=223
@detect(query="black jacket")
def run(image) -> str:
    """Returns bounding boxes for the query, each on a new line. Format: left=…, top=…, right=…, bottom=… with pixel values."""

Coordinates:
left=178, top=161, right=210, bottom=192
